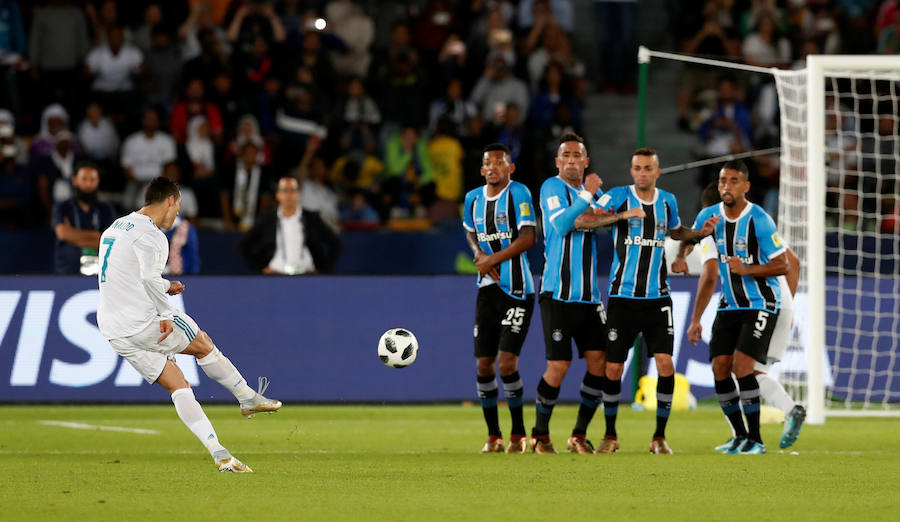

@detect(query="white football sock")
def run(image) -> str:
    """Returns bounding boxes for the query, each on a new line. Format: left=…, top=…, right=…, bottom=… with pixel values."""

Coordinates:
left=171, top=387, right=227, bottom=458
left=197, top=347, right=256, bottom=402
left=756, top=373, right=796, bottom=414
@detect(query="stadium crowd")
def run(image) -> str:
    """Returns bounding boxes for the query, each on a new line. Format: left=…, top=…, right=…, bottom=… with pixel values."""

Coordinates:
left=0, top=0, right=897, bottom=274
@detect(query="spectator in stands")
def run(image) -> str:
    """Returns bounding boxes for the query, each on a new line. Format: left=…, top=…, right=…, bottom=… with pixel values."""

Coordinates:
left=697, top=75, right=752, bottom=160
left=676, top=0, right=741, bottom=131
left=527, top=22, right=584, bottom=93
left=340, top=188, right=380, bottom=230
left=0, top=122, right=30, bottom=228
left=383, top=126, right=435, bottom=219
left=180, top=115, right=218, bottom=217
left=0, top=0, right=26, bottom=125
left=373, top=36, right=426, bottom=135
left=429, top=77, right=476, bottom=137
left=132, top=3, right=164, bottom=55
left=227, top=0, right=286, bottom=54
left=85, top=26, right=144, bottom=126
left=163, top=161, right=198, bottom=222
left=326, top=0, right=376, bottom=77
left=296, top=139, right=339, bottom=232
left=330, top=138, right=384, bottom=195
left=276, top=82, right=327, bottom=169
left=180, top=2, right=232, bottom=64
left=121, top=107, right=177, bottom=209
left=29, top=0, right=91, bottom=111
left=529, top=61, right=581, bottom=131
left=221, top=140, right=273, bottom=231
left=878, top=11, right=900, bottom=53
left=239, top=176, right=342, bottom=274
left=519, top=0, right=574, bottom=33
left=77, top=102, right=120, bottom=183
left=338, top=76, right=380, bottom=151
left=36, top=130, right=82, bottom=220
left=165, top=214, right=201, bottom=275
left=51, top=166, right=116, bottom=274
left=227, top=114, right=270, bottom=165
left=427, top=118, right=464, bottom=222
left=0, top=110, right=28, bottom=166
left=742, top=10, right=792, bottom=68
left=85, top=0, right=127, bottom=47
left=171, top=78, right=225, bottom=145
left=143, top=26, right=183, bottom=110
left=31, top=104, right=76, bottom=161
left=470, top=54, right=530, bottom=122
left=181, top=27, right=230, bottom=91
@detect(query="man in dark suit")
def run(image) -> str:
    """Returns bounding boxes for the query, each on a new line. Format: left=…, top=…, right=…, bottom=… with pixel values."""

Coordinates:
left=239, top=176, right=341, bottom=274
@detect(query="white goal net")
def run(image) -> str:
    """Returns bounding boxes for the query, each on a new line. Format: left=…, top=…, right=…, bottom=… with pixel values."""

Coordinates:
left=774, top=57, right=900, bottom=421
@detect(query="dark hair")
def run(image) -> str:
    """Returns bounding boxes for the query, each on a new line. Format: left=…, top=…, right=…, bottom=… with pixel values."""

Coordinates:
left=558, top=132, right=584, bottom=146
left=721, top=159, right=750, bottom=180
left=701, top=181, right=721, bottom=207
left=483, top=142, right=511, bottom=158
left=633, top=147, right=657, bottom=158
left=145, top=176, right=180, bottom=205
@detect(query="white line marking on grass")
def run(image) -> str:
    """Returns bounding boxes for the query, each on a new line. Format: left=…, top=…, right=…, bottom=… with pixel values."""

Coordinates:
left=39, top=420, right=160, bottom=435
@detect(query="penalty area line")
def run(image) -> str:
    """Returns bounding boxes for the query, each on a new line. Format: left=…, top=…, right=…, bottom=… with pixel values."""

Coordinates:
left=39, top=420, right=160, bottom=435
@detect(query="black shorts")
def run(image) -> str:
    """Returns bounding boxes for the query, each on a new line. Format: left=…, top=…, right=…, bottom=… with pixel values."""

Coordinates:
left=473, top=285, right=535, bottom=358
left=709, top=309, right=779, bottom=364
left=605, top=297, right=675, bottom=364
left=539, top=293, right=607, bottom=361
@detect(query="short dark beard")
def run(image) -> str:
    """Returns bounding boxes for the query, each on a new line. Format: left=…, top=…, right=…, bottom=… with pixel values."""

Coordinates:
left=74, top=187, right=98, bottom=205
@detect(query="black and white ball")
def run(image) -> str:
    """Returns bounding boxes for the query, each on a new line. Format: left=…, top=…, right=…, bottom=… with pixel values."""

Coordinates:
left=377, top=328, right=418, bottom=368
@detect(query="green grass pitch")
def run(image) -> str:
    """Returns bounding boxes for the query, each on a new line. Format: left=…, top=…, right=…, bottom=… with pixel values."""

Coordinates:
left=2, top=404, right=898, bottom=521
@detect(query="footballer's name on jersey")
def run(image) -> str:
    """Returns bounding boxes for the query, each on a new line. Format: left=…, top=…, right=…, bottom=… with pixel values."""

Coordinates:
left=623, top=235, right=666, bottom=248
left=477, top=230, right=514, bottom=243
left=109, top=219, right=135, bottom=231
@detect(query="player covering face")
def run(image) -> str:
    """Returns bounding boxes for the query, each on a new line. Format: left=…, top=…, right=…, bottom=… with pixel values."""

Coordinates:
left=463, top=144, right=537, bottom=453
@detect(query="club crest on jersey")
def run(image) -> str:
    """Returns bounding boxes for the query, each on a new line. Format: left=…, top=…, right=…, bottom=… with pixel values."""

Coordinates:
left=552, top=329, right=563, bottom=342
left=607, top=329, right=618, bottom=341
left=496, top=212, right=508, bottom=225
left=735, top=238, right=747, bottom=252
left=519, top=202, right=531, bottom=217
left=656, top=221, right=667, bottom=234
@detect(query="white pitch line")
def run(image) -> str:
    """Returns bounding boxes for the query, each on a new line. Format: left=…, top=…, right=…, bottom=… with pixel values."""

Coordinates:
left=39, top=420, right=160, bottom=435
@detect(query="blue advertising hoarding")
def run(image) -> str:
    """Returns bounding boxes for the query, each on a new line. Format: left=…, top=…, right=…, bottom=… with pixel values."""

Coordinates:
left=0, top=275, right=896, bottom=403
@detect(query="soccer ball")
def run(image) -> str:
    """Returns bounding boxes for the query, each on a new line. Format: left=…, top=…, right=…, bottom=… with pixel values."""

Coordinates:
left=377, top=328, right=418, bottom=368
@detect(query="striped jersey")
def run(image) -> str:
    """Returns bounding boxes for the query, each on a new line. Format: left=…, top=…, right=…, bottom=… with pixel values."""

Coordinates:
left=693, top=202, right=786, bottom=312
left=699, top=235, right=793, bottom=313
left=463, top=181, right=536, bottom=299
left=597, top=185, right=681, bottom=299
left=539, top=176, right=602, bottom=303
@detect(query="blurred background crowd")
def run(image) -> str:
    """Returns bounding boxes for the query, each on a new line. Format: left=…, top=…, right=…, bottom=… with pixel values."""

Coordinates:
left=0, top=0, right=897, bottom=274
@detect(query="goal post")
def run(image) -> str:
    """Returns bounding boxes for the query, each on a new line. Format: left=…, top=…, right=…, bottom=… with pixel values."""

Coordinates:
left=636, top=47, right=900, bottom=424
left=803, top=55, right=900, bottom=423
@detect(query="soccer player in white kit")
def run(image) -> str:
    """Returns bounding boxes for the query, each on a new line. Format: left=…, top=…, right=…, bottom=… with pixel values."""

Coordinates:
left=97, top=176, right=282, bottom=472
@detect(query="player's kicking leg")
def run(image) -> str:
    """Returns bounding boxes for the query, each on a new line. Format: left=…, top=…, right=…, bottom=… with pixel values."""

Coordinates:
left=175, top=312, right=281, bottom=417
left=754, top=307, right=806, bottom=448
left=156, top=360, right=252, bottom=472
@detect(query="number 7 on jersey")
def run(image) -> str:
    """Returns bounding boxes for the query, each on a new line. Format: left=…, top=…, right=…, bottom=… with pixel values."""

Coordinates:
left=100, top=237, right=116, bottom=283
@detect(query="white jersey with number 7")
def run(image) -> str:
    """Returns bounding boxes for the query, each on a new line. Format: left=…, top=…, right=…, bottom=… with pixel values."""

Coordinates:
left=97, top=211, right=174, bottom=340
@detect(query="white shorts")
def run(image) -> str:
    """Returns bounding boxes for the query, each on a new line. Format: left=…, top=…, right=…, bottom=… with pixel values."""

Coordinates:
left=755, top=304, right=792, bottom=373
left=108, top=311, right=201, bottom=384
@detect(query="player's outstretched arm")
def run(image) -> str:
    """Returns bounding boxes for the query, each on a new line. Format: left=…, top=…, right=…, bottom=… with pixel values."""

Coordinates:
left=726, top=251, right=789, bottom=278
left=575, top=205, right=644, bottom=229
left=670, top=215, right=720, bottom=242
left=688, top=258, right=718, bottom=345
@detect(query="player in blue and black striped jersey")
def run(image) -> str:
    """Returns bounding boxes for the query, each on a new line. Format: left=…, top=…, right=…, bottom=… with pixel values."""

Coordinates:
left=684, top=160, right=790, bottom=455
left=593, top=147, right=718, bottom=455
left=530, top=133, right=644, bottom=454
left=463, top=143, right=538, bottom=454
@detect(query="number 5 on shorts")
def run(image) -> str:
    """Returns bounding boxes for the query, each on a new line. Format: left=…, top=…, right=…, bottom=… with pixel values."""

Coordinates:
left=754, top=311, right=768, bottom=332
left=100, top=237, right=116, bottom=283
